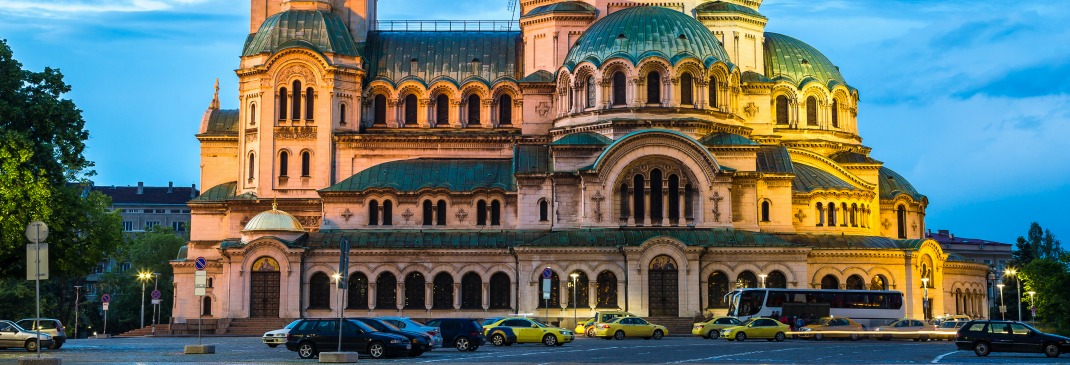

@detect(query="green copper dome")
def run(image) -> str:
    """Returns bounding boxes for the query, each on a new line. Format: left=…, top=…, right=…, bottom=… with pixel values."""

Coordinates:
left=563, top=6, right=731, bottom=70
left=695, top=1, right=766, bottom=19
left=522, top=1, right=596, bottom=18
left=243, top=10, right=360, bottom=57
left=763, top=32, right=848, bottom=89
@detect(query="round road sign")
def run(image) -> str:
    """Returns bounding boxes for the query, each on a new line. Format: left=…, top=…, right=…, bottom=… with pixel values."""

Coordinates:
left=151, top=289, right=161, bottom=300
left=25, top=221, right=48, bottom=244
left=101, top=293, right=111, bottom=303
left=542, top=267, right=552, bottom=279
left=195, top=257, right=207, bottom=270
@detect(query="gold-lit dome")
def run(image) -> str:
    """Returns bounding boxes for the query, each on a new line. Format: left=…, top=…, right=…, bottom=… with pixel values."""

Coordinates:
left=242, top=202, right=305, bottom=233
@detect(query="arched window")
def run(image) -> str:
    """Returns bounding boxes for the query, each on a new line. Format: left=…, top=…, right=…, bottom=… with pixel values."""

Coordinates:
left=489, top=272, right=511, bottom=309
left=775, top=95, right=789, bottom=125
left=841, top=202, right=849, bottom=227
left=432, top=273, right=454, bottom=309
left=539, top=199, right=549, bottom=222
left=766, top=270, right=787, bottom=288
left=667, top=174, right=680, bottom=222
left=619, top=184, right=630, bottom=220
left=202, top=296, right=212, bottom=316
left=585, top=76, right=596, bottom=108
left=827, top=202, right=837, bottom=226
left=368, top=200, right=379, bottom=226
left=567, top=85, right=573, bottom=111
left=476, top=200, right=487, bottom=225
left=436, top=94, right=450, bottom=125
left=649, top=169, right=663, bottom=221
left=684, top=184, right=694, bottom=219
left=831, top=99, right=839, bottom=128
left=537, top=270, right=560, bottom=308
left=248, top=153, right=255, bottom=181
left=736, top=271, right=757, bottom=289
left=301, top=151, right=310, bottom=177
left=846, top=274, right=865, bottom=290
left=490, top=200, right=501, bottom=225
left=404, top=272, right=425, bottom=309
left=373, top=95, right=386, bottom=125
left=632, top=174, right=645, bottom=223
left=339, top=103, right=346, bottom=125
left=596, top=271, right=617, bottom=308
left=279, top=87, right=288, bottom=120
left=806, top=96, right=818, bottom=126
left=821, top=274, right=840, bottom=289
left=347, top=272, right=369, bottom=309
left=250, top=103, right=256, bottom=126
left=278, top=151, right=289, bottom=177
left=291, top=80, right=302, bottom=120
left=207, top=277, right=213, bottom=288
left=467, top=95, right=481, bottom=126
left=499, top=95, right=512, bottom=125
left=567, top=271, right=589, bottom=309
left=305, top=87, right=314, bottom=120
left=460, top=272, right=482, bottom=309
left=382, top=201, right=393, bottom=226
left=760, top=201, right=771, bottom=222
left=375, top=272, right=397, bottom=309
left=612, top=71, right=627, bottom=106
left=422, top=200, right=433, bottom=226
left=309, top=272, right=331, bottom=309
left=850, top=203, right=858, bottom=227
left=707, top=271, right=729, bottom=308
left=865, top=274, right=884, bottom=290
left=816, top=203, right=825, bottom=226
left=708, top=76, right=718, bottom=109
left=404, top=94, right=417, bottom=125
left=680, top=72, right=694, bottom=105
left=436, top=200, right=447, bottom=225
left=646, top=72, right=661, bottom=104
left=897, top=205, right=907, bottom=238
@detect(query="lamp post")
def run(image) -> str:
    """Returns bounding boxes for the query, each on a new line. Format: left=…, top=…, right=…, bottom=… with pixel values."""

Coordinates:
left=137, top=272, right=151, bottom=329
left=759, top=274, right=767, bottom=288
left=1005, top=268, right=1021, bottom=321
left=570, top=273, right=579, bottom=329
left=996, top=283, right=1005, bottom=320
left=921, top=277, right=930, bottom=320
left=332, top=272, right=343, bottom=352
left=151, top=272, right=159, bottom=336
left=73, top=285, right=82, bottom=339
left=1027, top=291, right=1036, bottom=324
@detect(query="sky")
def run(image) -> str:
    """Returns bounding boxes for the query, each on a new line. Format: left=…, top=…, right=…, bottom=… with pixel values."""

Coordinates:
left=0, top=0, right=1066, bottom=244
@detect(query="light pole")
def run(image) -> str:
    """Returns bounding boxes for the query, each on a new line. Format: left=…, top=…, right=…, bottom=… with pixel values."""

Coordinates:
left=138, top=272, right=151, bottom=329
left=151, top=272, right=159, bottom=336
left=73, top=285, right=82, bottom=339
left=570, top=273, right=579, bottom=329
left=921, top=277, right=930, bottom=320
left=996, top=283, right=1005, bottom=320
left=332, top=272, right=343, bottom=352
left=1005, top=268, right=1021, bottom=321
left=759, top=274, right=767, bottom=289
left=1027, top=291, right=1036, bottom=324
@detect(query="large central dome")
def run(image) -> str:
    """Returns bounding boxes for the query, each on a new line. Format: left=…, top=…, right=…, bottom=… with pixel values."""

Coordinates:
left=562, top=6, right=731, bottom=70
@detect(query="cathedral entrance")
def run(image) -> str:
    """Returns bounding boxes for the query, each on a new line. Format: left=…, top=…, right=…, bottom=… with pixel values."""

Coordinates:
left=648, top=255, right=679, bottom=316
left=249, top=256, right=281, bottom=318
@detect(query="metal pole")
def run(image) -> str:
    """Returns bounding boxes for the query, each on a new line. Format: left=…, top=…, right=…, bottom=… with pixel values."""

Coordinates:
left=140, top=277, right=146, bottom=329
left=338, top=280, right=343, bottom=352
left=34, top=225, right=40, bottom=358
left=572, top=277, right=577, bottom=328
left=198, top=297, right=202, bottom=345
left=74, top=285, right=81, bottom=339
left=998, top=286, right=1005, bottom=320
left=1016, top=278, right=1022, bottom=321
left=152, top=274, right=158, bottom=336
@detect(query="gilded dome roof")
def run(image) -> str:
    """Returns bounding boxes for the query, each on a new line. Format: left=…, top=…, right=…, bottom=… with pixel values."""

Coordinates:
left=243, top=203, right=306, bottom=233
left=763, top=32, right=849, bottom=90
left=562, top=6, right=731, bottom=70
left=242, top=10, right=360, bottom=57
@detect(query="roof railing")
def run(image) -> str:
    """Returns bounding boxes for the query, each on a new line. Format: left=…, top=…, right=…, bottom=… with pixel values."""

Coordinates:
left=375, top=20, right=519, bottom=32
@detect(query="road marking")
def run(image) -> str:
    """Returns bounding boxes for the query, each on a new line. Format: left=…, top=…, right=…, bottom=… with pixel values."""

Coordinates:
left=664, top=347, right=803, bottom=364
left=931, top=350, right=959, bottom=363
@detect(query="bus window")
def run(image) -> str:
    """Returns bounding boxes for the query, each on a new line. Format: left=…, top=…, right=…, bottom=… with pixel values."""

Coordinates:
left=738, top=291, right=765, bottom=316
left=767, top=291, right=788, bottom=308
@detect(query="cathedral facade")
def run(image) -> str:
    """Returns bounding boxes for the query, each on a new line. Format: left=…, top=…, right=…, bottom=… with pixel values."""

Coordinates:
left=173, top=0, right=990, bottom=326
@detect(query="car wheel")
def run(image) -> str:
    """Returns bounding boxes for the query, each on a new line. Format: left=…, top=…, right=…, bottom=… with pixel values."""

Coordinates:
left=267, top=344, right=278, bottom=348
left=297, top=342, right=316, bottom=359
left=492, top=334, right=506, bottom=346
left=543, top=334, right=558, bottom=346
left=455, top=336, right=471, bottom=351
left=735, top=332, right=747, bottom=342
left=614, top=330, right=625, bottom=340
left=850, top=333, right=859, bottom=341
left=24, top=340, right=38, bottom=353
left=814, top=333, right=824, bottom=341
left=973, top=341, right=990, bottom=357
left=775, top=332, right=786, bottom=342
left=468, top=345, right=479, bottom=352
left=708, top=330, right=720, bottom=340
left=1044, top=343, right=1061, bottom=358
left=51, top=341, right=62, bottom=350
left=408, top=349, right=424, bottom=357
left=587, top=327, right=595, bottom=337
left=368, top=342, right=386, bottom=359
left=653, top=330, right=664, bottom=340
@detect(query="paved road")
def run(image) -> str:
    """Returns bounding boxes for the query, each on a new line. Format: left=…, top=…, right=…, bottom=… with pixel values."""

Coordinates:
left=0, top=336, right=1063, bottom=364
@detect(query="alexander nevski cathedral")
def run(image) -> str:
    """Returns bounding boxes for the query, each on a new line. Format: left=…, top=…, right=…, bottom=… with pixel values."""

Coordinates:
left=172, top=0, right=991, bottom=329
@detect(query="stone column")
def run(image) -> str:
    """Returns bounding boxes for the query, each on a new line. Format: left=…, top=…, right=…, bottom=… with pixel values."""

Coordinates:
left=368, top=282, right=377, bottom=311
left=425, top=282, right=433, bottom=311
left=453, top=282, right=461, bottom=309
left=450, top=101, right=462, bottom=128
left=396, top=281, right=405, bottom=311
left=481, top=99, right=492, bottom=128
left=482, top=282, right=490, bottom=310
left=588, top=281, right=598, bottom=310
left=417, top=98, right=430, bottom=128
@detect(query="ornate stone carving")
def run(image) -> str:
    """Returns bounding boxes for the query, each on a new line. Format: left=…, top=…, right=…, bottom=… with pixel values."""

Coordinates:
left=296, top=216, right=321, bottom=229
left=881, top=218, right=891, bottom=230
left=276, top=64, right=316, bottom=86
left=456, top=208, right=468, bottom=222
left=744, top=102, right=758, bottom=117
left=536, top=102, right=551, bottom=117
left=709, top=191, right=724, bottom=222
left=794, top=209, right=806, bottom=222
left=340, top=208, right=353, bottom=222
left=240, top=215, right=251, bottom=226
left=274, top=126, right=317, bottom=140
left=401, top=208, right=414, bottom=222
left=245, top=132, right=258, bottom=143
left=590, top=191, right=605, bottom=223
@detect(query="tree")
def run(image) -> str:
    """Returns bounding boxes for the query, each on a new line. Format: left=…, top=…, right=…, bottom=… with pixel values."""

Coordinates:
left=94, top=226, right=185, bottom=333
left=1012, top=222, right=1063, bottom=267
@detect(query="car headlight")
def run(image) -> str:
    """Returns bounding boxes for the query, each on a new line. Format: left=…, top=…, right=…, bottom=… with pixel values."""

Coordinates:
left=802, top=328, right=811, bottom=332
left=389, top=339, right=400, bottom=344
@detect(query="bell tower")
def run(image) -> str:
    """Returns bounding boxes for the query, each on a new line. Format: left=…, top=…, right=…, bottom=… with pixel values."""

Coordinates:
left=251, top=0, right=377, bottom=43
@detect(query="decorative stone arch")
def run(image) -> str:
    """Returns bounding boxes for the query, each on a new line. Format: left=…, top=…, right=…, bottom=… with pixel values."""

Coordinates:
left=758, top=262, right=798, bottom=286
left=591, top=262, right=627, bottom=283
left=398, top=263, right=433, bottom=280
left=700, top=262, right=734, bottom=281
left=264, top=48, right=331, bottom=78
left=396, top=81, right=427, bottom=101
left=673, top=59, right=704, bottom=80
left=428, top=81, right=460, bottom=100
left=363, top=193, right=398, bottom=207
left=269, top=56, right=326, bottom=88
left=864, top=266, right=897, bottom=289
left=304, top=264, right=338, bottom=281
left=810, top=266, right=844, bottom=288
left=636, top=236, right=689, bottom=274
left=484, top=264, right=517, bottom=283
left=239, top=239, right=294, bottom=275
left=528, top=263, right=566, bottom=284
left=366, top=263, right=404, bottom=282
left=562, top=262, right=595, bottom=280
left=491, top=82, right=520, bottom=100
left=593, top=130, right=720, bottom=185
left=455, top=264, right=490, bottom=283
left=459, top=82, right=490, bottom=100
left=599, top=58, right=635, bottom=80
left=636, top=58, right=671, bottom=80
left=427, top=264, right=460, bottom=283
left=364, top=81, right=396, bottom=100
left=571, top=64, right=598, bottom=85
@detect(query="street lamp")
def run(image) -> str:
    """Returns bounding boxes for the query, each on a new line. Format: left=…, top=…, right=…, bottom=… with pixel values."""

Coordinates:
left=1027, top=291, right=1036, bottom=324
left=331, top=272, right=344, bottom=352
left=137, top=271, right=152, bottom=329
left=1005, top=268, right=1021, bottom=321
left=73, top=285, right=82, bottom=339
left=921, top=277, right=930, bottom=320
left=570, top=273, right=579, bottom=329
left=151, top=272, right=159, bottom=336
left=996, top=283, right=1005, bottom=320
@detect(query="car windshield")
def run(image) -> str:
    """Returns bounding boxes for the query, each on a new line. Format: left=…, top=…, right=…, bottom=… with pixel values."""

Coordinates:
left=360, top=319, right=395, bottom=332
left=739, top=318, right=757, bottom=327
left=407, top=319, right=426, bottom=327
left=349, top=319, right=378, bottom=332
left=284, top=320, right=301, bottom=330
left=940, top=321, right=959, bottom=329
left=530, top=319, right=550, bottom=328
left=481, top=318, right=500, bottom=326
left=815, top=318, right=832, bottom=326
left=0, top=321, right=23, bottom=332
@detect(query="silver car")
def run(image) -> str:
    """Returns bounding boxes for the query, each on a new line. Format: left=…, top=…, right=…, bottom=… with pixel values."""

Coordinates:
left=874, top=319, right=930, bottom=341
left=379, top=317, right=444, bottom=349
left=262, top=320, right=301, bottom=348
left=16, top=318, right=65, bottom=349
left=0, top=320, right=52, bottom=352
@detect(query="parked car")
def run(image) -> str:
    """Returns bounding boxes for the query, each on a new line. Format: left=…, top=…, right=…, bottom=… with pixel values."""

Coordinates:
left=483, top=317, right=574, bottom=346
left=874, top=319, right=929, bottom=341
left=350, top=317, right=432, bottom=357
left=0, top=320, right=53, bottom=352
left=423, top=318, right=486, bottom=351
left=576, top=311, right=635, bottom=337
left=379, top=316, right=443, bottom=349
left=284, top=318, right=410, bottom=359
left=956, top=320, right=1070, bottom=358
left=933, top=320, right=968, bottom=341
left=483, top=324, right=518, bottom=346
left=593, top=316, right=667, bottom=340
left=481, top=317, right=505, bottom=328
left=799, top=317, right=865, bottom=341
left=262, top=319, right=300, bottom=348
left=692, top=316, right=742, bottom=339
left=721, top=317, right=789, bottom=342
left=16, top=318, right=64, bottom=349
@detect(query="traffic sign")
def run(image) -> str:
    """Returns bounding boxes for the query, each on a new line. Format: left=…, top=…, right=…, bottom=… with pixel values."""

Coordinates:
left=542, top=278, right=551, bottom=297
left=25, top=243, right=49, bottom=280
left=194, top=271, right=207, bottom=296
left=195, top=257, right=207, bottom=270
left=103, top=303, right=109, bottom=311
left=542, top=268, right=552, bottom=279
left=25, top=221, right=48, bottom=244
left=151, top=289, right=161, bottom=300
left=101, top=293, right=111, bottom=303
left=151, top=299, right=161, bottom=305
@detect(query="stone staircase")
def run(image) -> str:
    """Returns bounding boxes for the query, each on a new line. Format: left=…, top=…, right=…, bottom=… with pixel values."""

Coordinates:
left=117, top=324, right=170, bottom=337
left=224, top=318, right=296, bottom=336
left=646, top=316, right=699, bottom=336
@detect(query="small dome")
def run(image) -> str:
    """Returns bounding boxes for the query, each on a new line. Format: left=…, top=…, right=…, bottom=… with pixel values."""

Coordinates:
left=764, top=32, right=848, bottom=89
left=563, top=6, right=731, bottom=70
left=522, top=1, right=596, bottom=19
left=699, top=132, right=758, bottom=146
left=243, top=203, right=306, bottom=233
left=695, top=1, right=766, bottom=19
left=879, top=166, right=926, bottom=201
left=243, top=10, right=360, bottom=57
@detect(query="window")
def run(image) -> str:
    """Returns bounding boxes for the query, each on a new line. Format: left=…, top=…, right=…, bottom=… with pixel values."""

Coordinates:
left=766, top=270, right=787, bottom=289
left=122, top=221, right=133, bottom=232
left=775, top=95, right=789, bottom=125
left=432, top=273, right=454, bottom=309
left=537, top=270, right=560, bottom=308
left=436, top=200, right=447, bottom=225
left=436, top=95, right=449, bottom=125
left=897, top=205, right=907, bottom=238
left=202, top=296, right=212, bottom=316
left=279, top=87, right=288, bottom=120
left=649, top=169, right=663, bottom=221
left=404, top=272, right=425, bottom=309
left=305, top=87, right=314, bottom=120
left=467, top=95, right=481, bottom=126
left=248, top=153, right=255, bottom=181
left=145, top=221, right=160, bottom=229
left=291, top=80, right=302, bottom=120
left=619, top=183, right=629, bottom=220
left=612, top=71, right=626, bottom=106
left=375, top=272, right=397, bottom=309
left=368, top=200, right=379, bottom=225
left=300, top=151, right=310, bottom=177
left=476, top=200, right=487, bottom=225
left=596, top=271, right=617, bottom=308
left=585, top=76, right=596, bottom=108
left=846, top=275, right=865, bottom=290
left=680, top=72, right=693, bottom=105
left=309, top=272, right=330, bottom=309
left=566, top=271, right=589, bottom=308
left=339, top=103, right=346, bottom=125
left=373, top=95, right=386, bottom=125
left=499, top=95, right=512, bottom=125
left=806, top=96, right=818, bottom=126
left=760, top=201, right=771, bottom=222
left=821, top=274, right=840, bottom=289
left=382, top=201, right=393, bottom=226
left=632, top=174, right=645, bottom=223
left=422, top=200, right=433, bottom=226
left=831, top=99, right=839, bottom=128
left=207, top=277, right=213, bottom=288
left=816, top=203, right=825, bottom=227
left=460, top=272, right=482, bottom=309
left=707, top=271, right=729, bottom=308
left=538, top=199, right=549, bottom=222
left=404, top=94, right=417, bottom=125
left=250, top=103, right=256, bottom=126
left=737, top=271, right=757, bottom=289
left=827, top=202, right=837, bottom=226
left=668, top=174, right=680, bottom=221
left=350, top=271, right=372, bottom=308
left=708, top=76, right=718, bottom=109
left=279, top=151, right=289, bottom=177
left=171, top=221, right=186, bottom=232
left=489, top=272, right=511, bottom=309
left=490, top=200, right=501, bottom=226
left=850, top=203, right=858, bottom=227
left=646, top=72, right=661, bottom=104
left=869, top=275, right=888, bottom=291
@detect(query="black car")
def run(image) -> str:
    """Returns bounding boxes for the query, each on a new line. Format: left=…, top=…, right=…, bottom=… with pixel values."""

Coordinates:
left=284, top=318, right=411, bottom=359
left=424, top=318, right=486, bottom=351
left=350, top=317, right=433, bottom=357
left=955, top=320, right=1070, bottom=358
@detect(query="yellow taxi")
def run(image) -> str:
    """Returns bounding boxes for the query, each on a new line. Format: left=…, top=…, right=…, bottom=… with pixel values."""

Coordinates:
left=692, top=316, right=742, bottom=339
left=799, top=317, right=865, bottom=340
left=575, top=311, right=635, bottom=337
left=721, top=317, right=790, bottom=342
left=593, top=317, right=668, bottom=340
left=484, top=317, right=575, bottom=346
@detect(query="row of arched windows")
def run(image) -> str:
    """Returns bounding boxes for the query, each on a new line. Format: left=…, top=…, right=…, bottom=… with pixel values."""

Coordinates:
left=277, top=150, right=311, bottom=178
left=775, top=95, right=844, bottom=128
left=570, top=71, right=721, bottom=111
left=815, top=202, right=870, bottom=228
left=618, top=169, right=695, bottom=226
left=309, top=271, right=512, bottom=310
left=820, top=274, right=889, bottom=291
left=370, top=93, right=514, bottom=127
left=278, top=80, right=315, bottom=121
left=707, top=270, right=788, bottom=308
left=367, top=200, right=394, bottom=226
left=364, top=199, right=503, bottom=226
left=537, top=270, right=618, bottom=308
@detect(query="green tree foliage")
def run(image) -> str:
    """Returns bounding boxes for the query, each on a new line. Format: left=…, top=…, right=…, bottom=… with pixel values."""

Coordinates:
left=1012, top=222, right=1063, bottom=266
left=93, top=226, right=185, bottom=334
left=1022, top=258, right=1070, bottom=335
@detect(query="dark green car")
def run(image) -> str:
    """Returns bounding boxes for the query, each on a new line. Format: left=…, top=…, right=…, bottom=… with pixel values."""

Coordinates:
left=955, top=320, right=1070, bottom=358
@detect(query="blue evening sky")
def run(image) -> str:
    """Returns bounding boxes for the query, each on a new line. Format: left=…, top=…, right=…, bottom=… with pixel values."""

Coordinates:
left=1, top=0, right=1067, bottom=244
